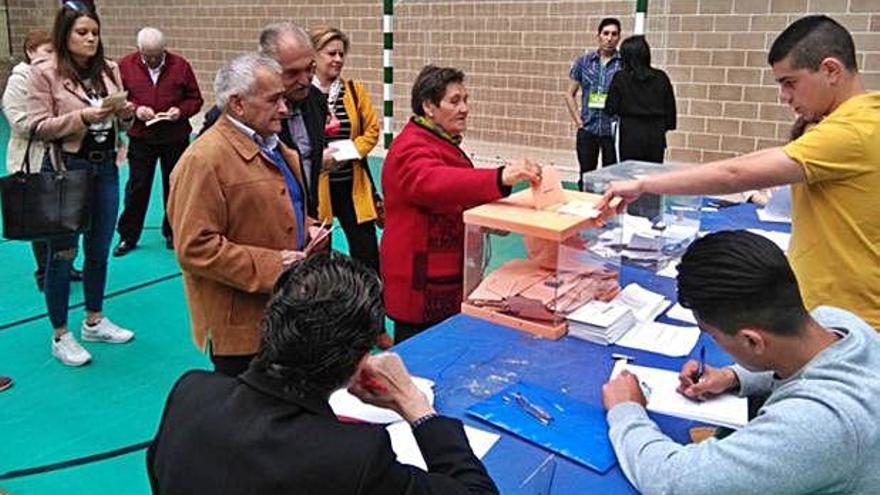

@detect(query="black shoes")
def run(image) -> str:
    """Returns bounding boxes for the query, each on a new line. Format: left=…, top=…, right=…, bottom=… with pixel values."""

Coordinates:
left=165, top=237, right=174, bottom=250
left=112, top=240, right=137, bottom=257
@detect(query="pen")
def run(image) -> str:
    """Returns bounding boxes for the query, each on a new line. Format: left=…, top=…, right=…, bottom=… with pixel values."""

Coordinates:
left=695, top=345, right=706, bottom=383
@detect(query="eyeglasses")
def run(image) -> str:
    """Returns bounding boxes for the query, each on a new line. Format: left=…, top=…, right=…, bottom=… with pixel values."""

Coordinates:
left=62, top=1, right=92, bottom=13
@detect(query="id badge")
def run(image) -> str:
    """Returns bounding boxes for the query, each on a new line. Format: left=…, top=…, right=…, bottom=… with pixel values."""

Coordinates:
left=588, top=92, right=607, bottom=109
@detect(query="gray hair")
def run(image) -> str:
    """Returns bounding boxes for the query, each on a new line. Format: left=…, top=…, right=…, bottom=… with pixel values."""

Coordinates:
left=136, top=27, right=165, bottom=50
left=258, top=21, right=312, bottom=58
left=213, top=52, right=281, bottom=110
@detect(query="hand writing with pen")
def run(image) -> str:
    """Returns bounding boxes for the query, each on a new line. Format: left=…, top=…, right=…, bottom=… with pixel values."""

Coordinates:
left=677, top=361, right=740, bottom=401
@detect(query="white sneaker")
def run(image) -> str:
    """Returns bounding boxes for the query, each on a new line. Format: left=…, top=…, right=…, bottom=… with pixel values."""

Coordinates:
left=81, top=317, right=135, bottom=344
left=52, top=332, right=92, bottom=366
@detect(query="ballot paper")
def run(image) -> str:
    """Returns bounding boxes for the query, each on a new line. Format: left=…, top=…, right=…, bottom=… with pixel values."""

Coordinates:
left=746, top=228, right=791, bottom=253
left=328, top=139, right=361, bottom=162
left=756, top=208, right=791, bottom=224
left=616, top=321, right=701, bottom=357
left=330, top=377, right=434, bottom=424
left=614, top=283, right=671, bottom=322
left=145, top=112, right=174, bottom=127
left=100, top=91, right=128, bottom=111
left=531, top=165, right=566, bottom=210
left=386, top=421, right=500, bottom=471
left=610, top=362, right=748, bottom=429
left=665, top=303, right=698, bottom=325
left=656, top=261, right=679, bottom=279
left=556, top=200, right=600, bottom=219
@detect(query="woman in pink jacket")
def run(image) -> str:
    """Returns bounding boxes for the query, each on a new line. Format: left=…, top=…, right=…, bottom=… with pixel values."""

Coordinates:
left=28, top=2, right=136, bottom=367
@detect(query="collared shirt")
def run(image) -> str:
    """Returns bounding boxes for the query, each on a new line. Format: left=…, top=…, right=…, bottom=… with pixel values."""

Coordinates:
left=569, top=49, right=623, bottom=136
left=287, top=108, right=313, bottom=189
left=142, top=56, right=165, bottom=84
left=227, top=115, right=305, bottom=249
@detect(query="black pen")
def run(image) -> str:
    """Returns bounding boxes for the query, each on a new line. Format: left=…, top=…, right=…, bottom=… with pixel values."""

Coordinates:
left=695, top=345, right=706, bottom=382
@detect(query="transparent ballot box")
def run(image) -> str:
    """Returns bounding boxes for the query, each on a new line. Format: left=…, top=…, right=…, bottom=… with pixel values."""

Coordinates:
left=581, top=160, right=702, bottom=271
left=461, top=189, right=621, bottom=340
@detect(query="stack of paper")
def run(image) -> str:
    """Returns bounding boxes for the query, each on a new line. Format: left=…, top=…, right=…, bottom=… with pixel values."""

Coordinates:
left=615, top=321, right=701, bottom=357
left=567, top=300, right=637, bottom=345
left=614, top=284, right=671, bottom=322
left=610, top=362, right=748, bottom=429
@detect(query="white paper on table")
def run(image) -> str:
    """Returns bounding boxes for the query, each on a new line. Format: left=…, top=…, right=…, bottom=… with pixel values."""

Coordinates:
left=616, top=321, right=700, bottom=357
left=386, top=421, right=500, bottom=471
left=665, top=303, right=698, bottom=325
left=755, top=208, right=792, bottom=224
left=614, top=284, right=671, bottom=322
left=330, top=377, right=434, bottom=424
left=610, top=363, right=748, bottom=429
left=656, top=261, right=679, bottom=279
left=329, top=139, right=362, bottom=162
left=746, top=228, right=791, bottom=253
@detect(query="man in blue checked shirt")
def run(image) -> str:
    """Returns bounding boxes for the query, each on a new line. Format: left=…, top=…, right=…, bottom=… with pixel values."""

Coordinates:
left=565, top=18, right=623, bottom=190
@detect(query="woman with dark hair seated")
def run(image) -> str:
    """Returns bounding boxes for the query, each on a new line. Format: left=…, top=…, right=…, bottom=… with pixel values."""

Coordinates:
left=606, top=35, right=677, bottom=164
left=148, top=252, right=499, bottom=495
left=380, top=65, right=541, bottom=343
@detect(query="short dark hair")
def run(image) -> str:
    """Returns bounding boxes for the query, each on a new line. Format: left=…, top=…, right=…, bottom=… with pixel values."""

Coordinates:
left=619, top=35, right=652, bottom=81
left=676, top=231, right=809, bottom=336
left=410, top=65, right=465, bottom=117
left=768, top=15, right=857, bottom=72
left=252, top=252, right=384, bottom=395
left=598, top=18, right=621, bottom=34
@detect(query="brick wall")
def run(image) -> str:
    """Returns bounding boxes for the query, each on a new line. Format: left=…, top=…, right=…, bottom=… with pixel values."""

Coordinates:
left=7, top=0, right=879, bottom=165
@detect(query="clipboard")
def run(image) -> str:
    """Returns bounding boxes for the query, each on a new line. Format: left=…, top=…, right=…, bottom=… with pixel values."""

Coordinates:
left=467, top=382, right=617, bottom=473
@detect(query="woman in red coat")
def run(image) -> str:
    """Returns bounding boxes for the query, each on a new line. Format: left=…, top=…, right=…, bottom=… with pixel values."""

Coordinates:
left=381, top=65, right=541, bottom=343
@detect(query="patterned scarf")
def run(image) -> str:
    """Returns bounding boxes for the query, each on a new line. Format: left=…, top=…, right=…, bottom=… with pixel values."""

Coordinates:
left=412, top=115, right=463, bottom=146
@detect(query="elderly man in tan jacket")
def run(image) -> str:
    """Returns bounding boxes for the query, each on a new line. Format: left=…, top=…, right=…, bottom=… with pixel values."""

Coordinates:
left=168, top=52, right=328, bottom=377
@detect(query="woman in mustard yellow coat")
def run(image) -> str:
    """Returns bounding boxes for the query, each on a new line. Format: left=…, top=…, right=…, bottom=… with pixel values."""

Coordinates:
left=310, top=26, right=381, bottom=274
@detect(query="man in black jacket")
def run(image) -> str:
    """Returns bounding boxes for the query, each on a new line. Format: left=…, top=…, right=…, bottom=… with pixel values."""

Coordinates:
left=147, top=252, right=499, bottom=495
left=200, top=21, right=327, bottom=217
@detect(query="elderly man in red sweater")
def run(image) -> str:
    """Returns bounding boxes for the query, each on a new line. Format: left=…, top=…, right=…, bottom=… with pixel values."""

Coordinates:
left=114, top=27, right=203, bottom=256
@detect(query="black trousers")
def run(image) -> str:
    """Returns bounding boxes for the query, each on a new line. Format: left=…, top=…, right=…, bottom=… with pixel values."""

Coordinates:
left=575, top=128, right=616, bottom=190
left=329, top=174, right=380, bottom=274
left=32, top=241, right=48, bottom=277
left=117, top=137, right=189, bottom=243
left=211, top=353, right=256, bottom=377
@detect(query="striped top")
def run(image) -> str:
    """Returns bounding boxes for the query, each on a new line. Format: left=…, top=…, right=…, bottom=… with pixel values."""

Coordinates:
left=326, top=84, right=354, bottom=182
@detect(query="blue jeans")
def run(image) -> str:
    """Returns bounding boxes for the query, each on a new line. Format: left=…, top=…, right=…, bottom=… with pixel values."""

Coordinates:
left=43, top=154, right=119, bottom=329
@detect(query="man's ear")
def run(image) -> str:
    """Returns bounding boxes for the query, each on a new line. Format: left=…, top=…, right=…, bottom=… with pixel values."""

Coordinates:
left=227, top=94, right=245, bottom=119
left=819, top=57, right=846, bottom=84
left=739, top=327, right=768, bottom=356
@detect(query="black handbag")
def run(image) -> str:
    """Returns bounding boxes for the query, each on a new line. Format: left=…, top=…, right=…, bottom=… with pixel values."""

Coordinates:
left=0, top=135, right=94, bottom=240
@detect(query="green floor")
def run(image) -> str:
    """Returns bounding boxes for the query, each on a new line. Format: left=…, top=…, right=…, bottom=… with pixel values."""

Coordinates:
left=0, top=116, right=386, bottom=494
left=0, top=115, right=554, bottom=494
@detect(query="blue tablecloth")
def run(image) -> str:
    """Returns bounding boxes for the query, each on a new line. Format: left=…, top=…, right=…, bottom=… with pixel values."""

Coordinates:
left=395, top=201, right=791, bottom=493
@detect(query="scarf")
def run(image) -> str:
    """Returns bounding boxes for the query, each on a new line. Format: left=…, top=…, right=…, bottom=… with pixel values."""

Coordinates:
left=412, top=115, right=463, bottom=146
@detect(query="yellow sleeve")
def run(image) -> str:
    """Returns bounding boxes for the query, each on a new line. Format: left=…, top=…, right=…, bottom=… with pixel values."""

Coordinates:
left=782, top=116, right=867, bottom=185
left=351, top=81, right=380, bottom=157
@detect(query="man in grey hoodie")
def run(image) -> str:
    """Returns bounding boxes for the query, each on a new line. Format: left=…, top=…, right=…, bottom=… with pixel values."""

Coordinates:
left=603, top=230, right=880, bottom=494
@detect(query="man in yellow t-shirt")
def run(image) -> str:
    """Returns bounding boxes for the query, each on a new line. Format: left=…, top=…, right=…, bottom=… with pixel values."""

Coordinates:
left=599, top=15, right=879, bottom=328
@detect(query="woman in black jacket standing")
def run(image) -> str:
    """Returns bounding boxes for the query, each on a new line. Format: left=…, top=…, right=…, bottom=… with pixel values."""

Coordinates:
left=606, top=35, right=676, bottom=164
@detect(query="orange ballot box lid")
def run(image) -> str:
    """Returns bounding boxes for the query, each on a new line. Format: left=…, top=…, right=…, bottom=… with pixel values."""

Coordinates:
left=463, top=189, right=607, bottom=242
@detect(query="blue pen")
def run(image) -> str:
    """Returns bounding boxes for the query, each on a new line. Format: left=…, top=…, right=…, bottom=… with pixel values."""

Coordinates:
left=696, top=345, right=706, bottom=382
